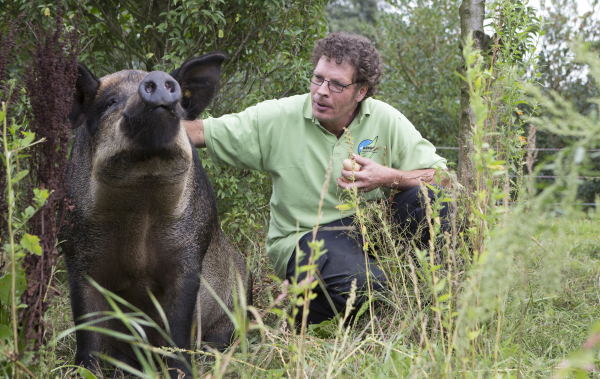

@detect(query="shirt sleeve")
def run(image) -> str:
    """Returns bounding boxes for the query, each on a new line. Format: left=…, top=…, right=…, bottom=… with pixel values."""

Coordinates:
left=204, top=105, right=265, bottom=172
left=393, top=114, right=447, bottom=171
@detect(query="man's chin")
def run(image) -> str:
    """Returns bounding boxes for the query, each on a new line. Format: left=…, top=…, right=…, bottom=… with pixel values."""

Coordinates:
left=313, top=114, right=332, bottom=125
left=312, top=106, right=331, bottom=120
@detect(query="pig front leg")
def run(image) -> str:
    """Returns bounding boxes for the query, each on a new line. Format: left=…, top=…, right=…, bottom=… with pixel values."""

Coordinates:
left=163, top=271, right=201, bottom=378
left=68, top=273, right=108, bottom=373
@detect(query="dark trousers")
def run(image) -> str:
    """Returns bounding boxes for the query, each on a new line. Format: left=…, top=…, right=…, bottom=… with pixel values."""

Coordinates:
left=286, top=185, right=450, bottom=324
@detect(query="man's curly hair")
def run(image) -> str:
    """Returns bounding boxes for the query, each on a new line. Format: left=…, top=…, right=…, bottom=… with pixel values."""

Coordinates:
left=311, top=32, right=383, bottom=99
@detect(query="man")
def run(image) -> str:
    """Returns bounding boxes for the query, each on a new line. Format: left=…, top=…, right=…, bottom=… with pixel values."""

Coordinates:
left=184, top=32, right=450, bottom=324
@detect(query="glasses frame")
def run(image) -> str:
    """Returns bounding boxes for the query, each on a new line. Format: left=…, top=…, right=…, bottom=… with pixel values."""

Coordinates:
left=309, top=70, right=361, bottom=94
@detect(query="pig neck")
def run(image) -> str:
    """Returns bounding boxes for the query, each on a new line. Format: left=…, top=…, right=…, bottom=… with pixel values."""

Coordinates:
left=89, top=128, right=194, bottom=218
left=84, top=160, right=194, bottom=279
left=90, top=166, right=191, bottom=217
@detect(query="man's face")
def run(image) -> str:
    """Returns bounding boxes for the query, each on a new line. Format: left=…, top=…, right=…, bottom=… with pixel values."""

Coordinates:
left=310, top=56, right=367, bottom=132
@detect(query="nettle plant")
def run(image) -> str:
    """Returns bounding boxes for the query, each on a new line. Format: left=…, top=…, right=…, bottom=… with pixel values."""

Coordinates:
left=0, top=82, right=49, bottom=378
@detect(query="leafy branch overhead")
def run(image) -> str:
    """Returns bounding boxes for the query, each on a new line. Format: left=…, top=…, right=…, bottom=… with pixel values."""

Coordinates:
left=51, top=0, right=327, bottom=117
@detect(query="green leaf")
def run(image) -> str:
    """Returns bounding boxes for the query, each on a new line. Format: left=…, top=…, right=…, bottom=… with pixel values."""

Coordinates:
left=574, top=369, right=589, bottom=379
left=33, top=188, right=49, bottom=207
left=21, top=233, right=42, bottom=255
left=23, top=206, right=35, bottom=219
left=434, top=278, right=446, bottom=293
left=467, top=330, right=480, bottom=341
left=77, top=367, right=99, bottom=379
left=0, top=273, right=27, bottom=305
left=20, top=131, right=35, bottom=148
left=10, top=169, right=29, bottom=185
left=335, top=203, right=352, bottom=211
left=0, top=324, right=12, bottom=341
left=355, top=298, right=370, bottom=319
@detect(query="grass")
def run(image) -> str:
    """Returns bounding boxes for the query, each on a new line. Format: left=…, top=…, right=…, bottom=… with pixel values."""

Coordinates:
left=39, top=205, right=600, bottom=379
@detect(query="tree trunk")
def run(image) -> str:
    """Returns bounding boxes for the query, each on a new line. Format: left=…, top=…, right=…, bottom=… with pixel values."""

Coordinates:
left=458, top=0, right=486, bottom=185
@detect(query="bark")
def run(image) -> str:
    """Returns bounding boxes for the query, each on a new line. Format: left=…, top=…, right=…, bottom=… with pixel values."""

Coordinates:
left=458, top=0, right=486, bottom=185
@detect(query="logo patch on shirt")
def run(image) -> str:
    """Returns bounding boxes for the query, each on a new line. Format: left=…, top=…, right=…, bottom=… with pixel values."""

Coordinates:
left=358, top=136, right=379, bottom=158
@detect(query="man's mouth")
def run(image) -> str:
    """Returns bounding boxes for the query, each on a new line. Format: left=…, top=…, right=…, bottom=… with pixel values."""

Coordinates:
left=313, top=99, right=331, bottom=110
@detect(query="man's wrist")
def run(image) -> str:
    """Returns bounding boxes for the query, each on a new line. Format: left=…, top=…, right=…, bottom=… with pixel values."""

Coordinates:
left=184, top=119, right=206, bottom=148
left=389, top=169, right=405, bottom=189
left=386, top=168, right=437, bottom=190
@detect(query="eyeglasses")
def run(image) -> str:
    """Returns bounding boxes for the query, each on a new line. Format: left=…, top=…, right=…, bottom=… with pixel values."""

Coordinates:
left=309, top=70, right=360, bottom=93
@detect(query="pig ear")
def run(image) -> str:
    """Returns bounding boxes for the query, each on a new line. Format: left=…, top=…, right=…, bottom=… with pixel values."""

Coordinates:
left=169, top=53, right=226, bottom=120
left=69, top=64, right=99, bottom=131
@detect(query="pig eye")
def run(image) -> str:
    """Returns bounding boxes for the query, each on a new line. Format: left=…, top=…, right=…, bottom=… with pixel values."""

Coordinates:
left=106, top=98, right=118, bottom=108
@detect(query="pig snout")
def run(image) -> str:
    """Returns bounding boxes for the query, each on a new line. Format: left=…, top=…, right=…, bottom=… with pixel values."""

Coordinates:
left=139, top=72, right=181, bottom=109
left=120, top=71, right=186, bottom=149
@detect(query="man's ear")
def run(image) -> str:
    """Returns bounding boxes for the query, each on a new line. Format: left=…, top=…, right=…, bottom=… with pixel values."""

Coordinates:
left=169, top=52, right=226, bottom=120
left=69, top=64, right=99, bottom=131
left=355, top=84, right=368, bottom=103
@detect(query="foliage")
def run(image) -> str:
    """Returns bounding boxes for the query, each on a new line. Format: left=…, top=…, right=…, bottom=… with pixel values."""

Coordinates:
left=199, top=149, right=272, bottom=246
left=458, top=33, right=509, bottom=257
left=19, top=6, right=79, bottom=351
left=324, top=0, right=379, bottom=35
left=526, top=40, right=600, bottom=211
left=1, top=0, right=328, bottom=251
left=369, top=0, right=463, bottom=164
left=0, top=6, right=77, bottom=368
left=537, top=0, right=600, bottom=114
left=478, top=0, right=544, bottom=202
left=0, top=86, right=49, bottom=378
left=534, top=0, right=600, bottom=203
left=0, top=11, right=27, bottom=245
left=2, top=0, right=329, bottom=117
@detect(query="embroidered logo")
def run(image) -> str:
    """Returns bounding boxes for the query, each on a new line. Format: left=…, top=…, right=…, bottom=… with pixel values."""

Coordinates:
left=358, top=136, right=379, bottom=158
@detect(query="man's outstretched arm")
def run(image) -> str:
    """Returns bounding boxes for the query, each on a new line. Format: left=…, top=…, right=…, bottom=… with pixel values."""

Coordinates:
left=183, top=119, right=206, bottom=148
left=337, top=153, right=451, bottom=191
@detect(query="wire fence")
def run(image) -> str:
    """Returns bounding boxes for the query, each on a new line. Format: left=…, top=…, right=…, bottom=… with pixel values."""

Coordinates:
left=436, top=146, right=600, bottom=179
left=436, top=147, right=600, bottom=152
left=510, top=175, right=599, bottom=179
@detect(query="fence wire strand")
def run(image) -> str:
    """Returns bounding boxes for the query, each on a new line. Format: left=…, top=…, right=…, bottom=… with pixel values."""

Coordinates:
left=436, top=147, right=600, bottom=179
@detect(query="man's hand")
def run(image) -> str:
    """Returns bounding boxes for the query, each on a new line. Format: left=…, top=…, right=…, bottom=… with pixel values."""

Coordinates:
left=336, top=154, right=442, bottom=192
left=337, top=154, right=385, bottom=192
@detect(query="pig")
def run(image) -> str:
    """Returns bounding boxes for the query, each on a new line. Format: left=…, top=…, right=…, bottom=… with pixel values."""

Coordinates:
left=60, top=53, right=252, bottom=378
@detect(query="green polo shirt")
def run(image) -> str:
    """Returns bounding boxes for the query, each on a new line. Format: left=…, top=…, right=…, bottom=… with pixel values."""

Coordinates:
left=204, top=93, right=446, bottom=279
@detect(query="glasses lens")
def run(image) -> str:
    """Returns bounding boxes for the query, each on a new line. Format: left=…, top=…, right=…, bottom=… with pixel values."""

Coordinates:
left=328, top=82, right=345, bottom=93
left=311, top=74, right=324, bottom=86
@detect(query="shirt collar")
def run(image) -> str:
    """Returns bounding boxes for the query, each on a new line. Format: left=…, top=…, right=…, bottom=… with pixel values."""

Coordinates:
left=303, top=93, right=313, bottom=120
left=356, top=97, right=371, bottom=122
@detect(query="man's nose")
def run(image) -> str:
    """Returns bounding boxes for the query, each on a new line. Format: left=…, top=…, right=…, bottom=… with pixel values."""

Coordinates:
left=316, top=83, right=331, bottom=96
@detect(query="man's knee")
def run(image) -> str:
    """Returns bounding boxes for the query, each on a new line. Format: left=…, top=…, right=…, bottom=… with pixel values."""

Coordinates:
left=392, top=185, right=450, bottom=224
left=346, top=265, right=387, bottom=298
